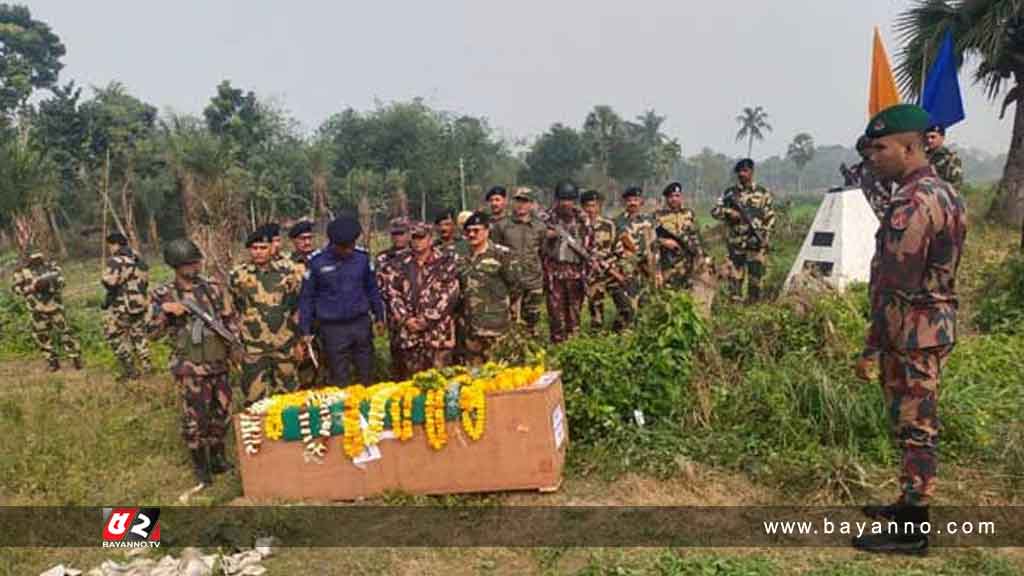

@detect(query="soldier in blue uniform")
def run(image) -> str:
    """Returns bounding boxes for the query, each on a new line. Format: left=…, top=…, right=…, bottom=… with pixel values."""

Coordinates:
left=298, top=215, right=385, bottom=386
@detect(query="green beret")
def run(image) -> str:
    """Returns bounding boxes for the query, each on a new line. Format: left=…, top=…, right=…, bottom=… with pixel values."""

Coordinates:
left=865, top=104, right=932, bottom=139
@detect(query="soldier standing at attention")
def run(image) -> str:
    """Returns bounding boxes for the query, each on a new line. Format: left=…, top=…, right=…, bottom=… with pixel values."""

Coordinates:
left=11, top=247, right=83, bottom=371
left=580, top=190, right=616, bottom=331
left=486, top=185, right=510, bottom=226
left=376, top=217, right=411, bottom=379
left=288, top=220, right=318, bottom=269
left=381, top=222, right=459, bottom=376
left=491, top=188, right=546, bottom=336
left=852, top=104, right=967, bottom=554
left=541, top=180, right=593, bottom=343
left=711, top=159, right=775, bottom=302
left=457, top=212, right=520, bottom=365
left=101, top=232, right=152, bottom=381
left=654, top=182, right=704, bottom=290
left=298, top=215, right=385, bottom=386
left=148, top=238, right=238, bottom=487
left=611, top=186, right=654, bottom=328
left=924, top=124, right=964, bottom=188
left=229, top=226, right=305, bottom=404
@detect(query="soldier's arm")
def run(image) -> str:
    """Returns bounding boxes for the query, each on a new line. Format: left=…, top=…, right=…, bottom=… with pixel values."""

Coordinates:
left=710, top=195, right=730, bottom=222
left=297, top=265, right=317, bottom=336
left=53, top=265, right=66, bottom=292
left=146, top=290, right=171, bottom=339
left=214, top=281, right=240, bottom=335
left=762, top=192, right=777, bottom=232
left=364, top=259, right=385, bottom=322
left=101, top=257, right=125, bottom=290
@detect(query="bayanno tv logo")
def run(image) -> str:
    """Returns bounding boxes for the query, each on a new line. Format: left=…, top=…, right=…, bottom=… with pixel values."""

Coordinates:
left=101, top=507, right=161, bottom=549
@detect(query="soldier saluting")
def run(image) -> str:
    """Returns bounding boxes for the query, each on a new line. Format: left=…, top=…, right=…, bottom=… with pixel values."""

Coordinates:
left=148, top=238, right=239, bottom=488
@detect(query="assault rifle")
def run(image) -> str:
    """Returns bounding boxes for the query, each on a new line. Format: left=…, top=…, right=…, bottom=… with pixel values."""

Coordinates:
left=655, top=224, right=703, bottom=260
left=180, top=296, right=243, bottom=349
left=32, top=271, right=61, bottom=292
left=724, top=191, right=766, bottom=247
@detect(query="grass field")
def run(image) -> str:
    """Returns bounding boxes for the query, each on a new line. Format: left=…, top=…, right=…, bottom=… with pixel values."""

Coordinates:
left=2, top=192, right=1023, bottom=575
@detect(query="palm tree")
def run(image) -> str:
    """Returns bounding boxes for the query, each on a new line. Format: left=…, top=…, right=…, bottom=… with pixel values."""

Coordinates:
left=894, top=0, right=1024, bottom=243
left=735, top=106, right=772, bottom=157
left=583, top=105, right=624, bottom=177
left=786, top=133, right=816, bottom=194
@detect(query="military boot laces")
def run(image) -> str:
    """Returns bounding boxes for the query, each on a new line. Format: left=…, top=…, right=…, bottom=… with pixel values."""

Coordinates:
left=852, top=505, right=929, bottom=556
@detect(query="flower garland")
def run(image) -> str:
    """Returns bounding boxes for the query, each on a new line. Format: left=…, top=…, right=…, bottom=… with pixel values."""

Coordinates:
left=342, top=384, right=366, bottom=458
left=424, top=388, right=448, bottom=450
left=459, top=384, right=486, bottom=440
left=239, top=412, right=263, bottom=455
left=364, top=383, right=400, bottom=445
left=401, top=386, right=419, bottom=441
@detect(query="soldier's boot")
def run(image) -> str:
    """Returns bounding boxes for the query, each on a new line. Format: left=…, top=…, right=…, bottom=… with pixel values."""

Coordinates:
left=852, top=505, right=929, bottom=555
left=72, top=356, right=83, bottom=370
left=190, top=448, right=213, bottom=485
left=209, top=442, right=233, bottom=475
left=48, top=358, right=60, bottom=372
left=862, top=502, right=899, bottom=521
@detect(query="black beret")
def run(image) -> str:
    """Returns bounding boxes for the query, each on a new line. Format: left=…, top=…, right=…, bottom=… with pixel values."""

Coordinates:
left=485, top=186, right=507, bottom=200
left=263, top=222, right=281, bottom=237
left=288, top=220, right=313, bottom=238
left=662, top=182, right=683, bottom=196
left=327, top=215, right=362, bottom=245
left=622, top=186, right=642, bottom=199
left=433, top=209, right=456, bottom=225
left=580, top=190, right=601, bottom=204
left=463, top=211, right=490, bottom=229
left=106, top=232, right=128, bottom=245
left=245, top=226, right=274, bottom=248
left=926, top=124, right=946, bottom=136
left=734, top=158, right=755, bottom=173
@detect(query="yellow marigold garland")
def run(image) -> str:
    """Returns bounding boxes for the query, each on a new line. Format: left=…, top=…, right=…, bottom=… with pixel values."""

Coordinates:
left=459, top=384, right=486, bottom=440
left=424, top=388, right=448, bottom=450
left=401, top=386, right=418, bottom=441
left=342, top=384, right=366, bottom=458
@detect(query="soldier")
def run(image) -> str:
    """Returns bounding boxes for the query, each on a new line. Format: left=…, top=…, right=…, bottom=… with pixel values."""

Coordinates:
left=925, top=124, right=964, bottom=188
left=433, top=209, right=458, bottom=254
left=491, top=187, right=547, bottom=336
left=846, top=135, right=895, bottom=221
left=852, top=104, right=967, bottom=554
left=486, top=185, right=510, bottom=226
left=610, top=186, right=655, bottom=328
left=381, top=222, right=459, bottom=376
left=148, top=238, right=238, bottom=487
left=654, top=182, right=704, bottom=290
left=288, top=220, right=318, bottom=269
left=265, top=222, right=286, bottom=263
left=299, top=216, right=385, bottom=386
left=711, top=159, right=776, bottom=302
left=101, top=232, right=152, bottom=381
left=580, top=190, right=616, bottom=331
left=457, top=212, right=520, bottom=365
left=229, top=227, right=305, bottom=405
left=541, top=180, right=593, bottom=343
left=376, top=217, right=411, bottom=379
left=11, top=247, right=83, bottom=371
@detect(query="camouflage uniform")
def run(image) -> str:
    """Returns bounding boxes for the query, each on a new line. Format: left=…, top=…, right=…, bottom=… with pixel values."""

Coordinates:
left=11, top=255, right=82, bottom=367
left=375, top=246, right=408, bottom=379
left=457, top=241, right=520, bottom=365
left=585, top=215, right=616, bottom=331
left=855, top=162, right=895, bottom=222
left=653, top=206, right=703, bottom=289
left=711, top=182, right=776, bottom=301
left=865, top=165, right=966, bottom=507
left=491, top=212, right=547, bottom=335
left=381, top=248, right=459, bottom=377
left=147, top=278, right=236, bottom=450
left=610, top=211, right=654, bottom=328
left=541, top=207, right=593, bottom=343
left=229, top=257, right=304, bottom=404
left=927, top=146, right=964, bottom=189
left=101, top=246, right=152, bottom=378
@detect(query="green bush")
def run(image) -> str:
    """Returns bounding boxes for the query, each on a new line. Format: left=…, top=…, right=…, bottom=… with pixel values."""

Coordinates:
left=974, top=254, right=1024, bottom=335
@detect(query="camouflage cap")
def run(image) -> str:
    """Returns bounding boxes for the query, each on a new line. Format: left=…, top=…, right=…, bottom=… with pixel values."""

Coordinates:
left=409, top=221, right=433, bottom=236
left=512, top=187, right=534, bottom=201
left=865, top=104, right=932, bottom=139
left=389, top=217, right=410, bottom=234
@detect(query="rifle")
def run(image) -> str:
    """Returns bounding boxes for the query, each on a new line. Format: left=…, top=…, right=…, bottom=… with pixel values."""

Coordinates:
left=180, top=296, right=243, bottom=349
left=655, top=224, right=703, bottom=260
left=539, top=212, right=595, bottom=265
left=724, top=191, right=766, bottom=247
left=101, top=285, right=120, bottom=310
left=32, top=271, right=61, bottom=292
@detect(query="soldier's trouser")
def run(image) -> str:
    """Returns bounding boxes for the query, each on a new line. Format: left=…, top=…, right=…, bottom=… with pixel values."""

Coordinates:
left=240, top=354, right=298, bottom=405
left=660, top=262, right=693, bottom=290
left=104, top=311, right=151, bottom=369
left=464, top=334, right=500, bottom=366
left=30, top=310, right=81, bottom=362
left=402, top=347, right=453, bottom=377
left=320, top=315, right=374, bottom=386
left=178, top=371, right=232, bottom=450
left=727, top=247, right=767, bottom=301
left=388, top=335, right=408, bottom=381
left=545, top=276, right=585, bottom=344
left=586, top=281, right=608, bottom=331
left=511, top=286, right=544, bottom=334
left=880, top=345, right=952, bottom=507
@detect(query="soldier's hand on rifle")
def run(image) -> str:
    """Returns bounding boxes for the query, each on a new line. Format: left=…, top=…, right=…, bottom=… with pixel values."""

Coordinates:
left=161, top=302, right=187, bottom=316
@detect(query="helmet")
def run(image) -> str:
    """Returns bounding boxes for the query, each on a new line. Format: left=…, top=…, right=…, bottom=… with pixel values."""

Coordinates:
left=554, top=180, right=579, bottom=201
left=164, top=238, right=203, bottom=268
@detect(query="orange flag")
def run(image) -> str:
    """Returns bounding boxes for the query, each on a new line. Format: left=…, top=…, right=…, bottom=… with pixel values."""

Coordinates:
left=869, top=27, right=901, bottom=116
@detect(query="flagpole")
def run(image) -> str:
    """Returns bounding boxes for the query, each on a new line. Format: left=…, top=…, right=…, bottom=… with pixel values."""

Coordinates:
left=920, top=39, right=930, bottom=101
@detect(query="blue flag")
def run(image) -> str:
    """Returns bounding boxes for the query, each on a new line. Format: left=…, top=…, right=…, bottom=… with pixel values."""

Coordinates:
left=921, top=30, right=965, bottom=128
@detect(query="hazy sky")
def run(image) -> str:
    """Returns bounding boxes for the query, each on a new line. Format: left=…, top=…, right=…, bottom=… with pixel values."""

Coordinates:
left=29, top=0, right=1010, bottom=158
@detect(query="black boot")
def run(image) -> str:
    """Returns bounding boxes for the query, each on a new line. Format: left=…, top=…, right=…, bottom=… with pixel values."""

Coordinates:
left=862, top=502, right=899, bottom=521
left=853, top=505, right=929, bottom=555
left=209, top=442, right=233, bottom=474
left=48, top=358, right=60, bottom=372
left=190, top=448, right=213, bottom=485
